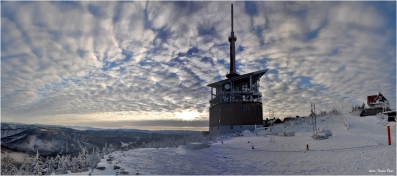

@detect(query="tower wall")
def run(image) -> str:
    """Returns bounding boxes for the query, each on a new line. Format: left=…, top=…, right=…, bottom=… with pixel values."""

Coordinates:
left=209, top=102, right=263, bottom=135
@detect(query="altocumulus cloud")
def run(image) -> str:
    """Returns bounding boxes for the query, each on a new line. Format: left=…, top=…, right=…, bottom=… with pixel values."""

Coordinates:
left=1, top=1, right=395, bottom=129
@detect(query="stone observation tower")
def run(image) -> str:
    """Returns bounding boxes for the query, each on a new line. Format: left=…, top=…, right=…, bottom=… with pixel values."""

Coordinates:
left=207, top=4, right=268, bottom=135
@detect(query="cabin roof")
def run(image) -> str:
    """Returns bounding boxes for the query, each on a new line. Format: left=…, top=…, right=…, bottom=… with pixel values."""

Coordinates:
left=207, top=69, right=268, bottom=87
left=265, top=118, right=283, bottom=124
left=372, top=93, right=389, bottom=104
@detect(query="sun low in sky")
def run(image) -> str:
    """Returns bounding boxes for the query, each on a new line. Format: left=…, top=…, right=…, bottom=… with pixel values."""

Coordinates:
left=1, top=1, right=396, bottom=130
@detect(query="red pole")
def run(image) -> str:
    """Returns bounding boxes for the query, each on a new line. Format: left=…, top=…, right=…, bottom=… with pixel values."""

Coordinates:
left=306, top=144, right=309, bottom=150
left=387, top=126, right=391, bottom=145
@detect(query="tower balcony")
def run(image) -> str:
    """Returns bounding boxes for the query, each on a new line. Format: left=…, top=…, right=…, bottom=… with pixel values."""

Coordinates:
left=228, top=36, right=237, bottom=42
left=209, top=91, right=262, bottom=107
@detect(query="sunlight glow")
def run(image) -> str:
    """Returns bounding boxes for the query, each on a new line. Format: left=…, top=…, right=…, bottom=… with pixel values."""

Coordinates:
left=175, top=111, right=200, bottom=121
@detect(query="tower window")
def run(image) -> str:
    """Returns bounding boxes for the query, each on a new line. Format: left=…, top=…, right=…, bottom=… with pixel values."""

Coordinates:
left=240, top=107, right=251, bottom=111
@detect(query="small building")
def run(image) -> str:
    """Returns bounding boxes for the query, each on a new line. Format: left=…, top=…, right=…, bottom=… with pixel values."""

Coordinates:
left=283, top=117, right=295, bottom=123
left=383, top=110, right=396, bottom=122
left=368, top=93, right=390, bottom=109
left=263, top=118, right=283, bottom=127
left=360, top=92, right=391, bottom=116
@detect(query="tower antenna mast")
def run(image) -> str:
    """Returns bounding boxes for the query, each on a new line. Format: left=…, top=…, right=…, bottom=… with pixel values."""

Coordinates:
left=226, top=4, right=239, bottom=79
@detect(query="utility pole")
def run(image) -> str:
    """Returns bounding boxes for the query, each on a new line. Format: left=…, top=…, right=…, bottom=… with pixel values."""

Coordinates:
left=269, top=109, right=275, bottom=143
left=272, top=109, right=274, bottom=119
left=311, top=103, right=317, bottom=140
left=342, top=101, right=343, bottom=115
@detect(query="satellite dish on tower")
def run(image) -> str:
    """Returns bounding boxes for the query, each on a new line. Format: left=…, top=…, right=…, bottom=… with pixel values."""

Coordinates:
left=224, top=84, right=230, bottom=89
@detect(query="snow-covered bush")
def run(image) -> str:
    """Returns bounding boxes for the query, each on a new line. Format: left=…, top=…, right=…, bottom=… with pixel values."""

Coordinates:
left=256, top=130, right=267, bottom=136
left=376, top=112, right=386, bottom=120
left=254, top=127, right=267, bottom=136
left=320, top=128, right=332, bottom=137
left=312, top=128, right=332, bottom=140
left=1, top=153, right=19, bottom=175
left=316, top=133, right=328, bottom=140
left=242, top=130, right=254, bottom=137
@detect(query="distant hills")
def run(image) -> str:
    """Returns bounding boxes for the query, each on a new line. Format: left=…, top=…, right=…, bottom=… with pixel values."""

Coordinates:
left=1, top=122, right=200, bottom=156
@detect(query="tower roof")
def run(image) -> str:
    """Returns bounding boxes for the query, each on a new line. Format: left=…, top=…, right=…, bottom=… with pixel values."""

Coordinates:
left=207, top=69, right=268, bottom=87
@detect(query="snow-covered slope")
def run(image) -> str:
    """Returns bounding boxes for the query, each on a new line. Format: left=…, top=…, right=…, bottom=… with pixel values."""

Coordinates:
left=91, top=115, right=396, bottom=175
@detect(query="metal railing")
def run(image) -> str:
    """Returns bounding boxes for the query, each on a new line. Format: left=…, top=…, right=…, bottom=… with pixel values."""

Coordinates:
left=210, top=96, right=262, bottom=107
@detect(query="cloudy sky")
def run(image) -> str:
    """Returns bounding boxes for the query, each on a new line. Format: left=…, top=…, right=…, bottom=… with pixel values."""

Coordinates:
left=1, top=1, right=396, bottom=130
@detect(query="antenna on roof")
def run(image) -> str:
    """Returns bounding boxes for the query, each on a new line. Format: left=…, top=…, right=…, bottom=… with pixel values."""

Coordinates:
left=231, top=4, right=234, bottom=32
left=226, top=3, right=239, bottom=79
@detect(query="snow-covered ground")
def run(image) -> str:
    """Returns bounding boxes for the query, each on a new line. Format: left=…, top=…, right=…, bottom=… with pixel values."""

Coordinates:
left=90, top=115, right=396, bottom=175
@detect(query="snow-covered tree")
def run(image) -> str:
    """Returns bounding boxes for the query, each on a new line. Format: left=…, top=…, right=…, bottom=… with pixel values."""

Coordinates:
left=76, top=153, right=84, bottom=172
left=52, top=155, right=60, bottom=171
left=31, top=150, right=45, bottom=175
left=79, top=147, right=91, bottom=172
left=90, top=147, right=101, bottom=169
left=18, top=158, right=32, bottom=175
left=55, top=156, right=68, bottom=175
left=140, top=141, right=147, bottom=148
left=64, top=155, right=72, bottom=173
left=69, top=156, right=79, bottom=173
left=102, top=142, right=108, bottom=156
left=43, top=156, right=54, bottom=175
left=108, top=143, right=115, bottom=153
